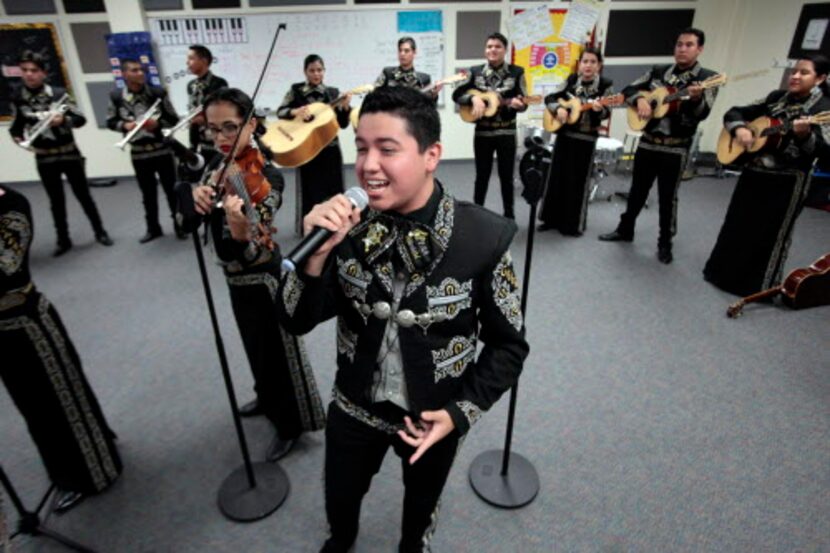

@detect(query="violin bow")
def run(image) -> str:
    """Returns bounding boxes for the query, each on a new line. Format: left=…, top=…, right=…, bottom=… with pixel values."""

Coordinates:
left=211, top=23, right=286, bottom=194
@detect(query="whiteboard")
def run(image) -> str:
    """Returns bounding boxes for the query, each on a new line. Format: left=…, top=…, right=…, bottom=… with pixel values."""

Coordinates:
left=148, top=11, right=445, bottom=115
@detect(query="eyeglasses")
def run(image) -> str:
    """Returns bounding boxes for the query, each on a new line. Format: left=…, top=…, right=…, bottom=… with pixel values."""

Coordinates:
left=206, top=121, right=242, bottom=139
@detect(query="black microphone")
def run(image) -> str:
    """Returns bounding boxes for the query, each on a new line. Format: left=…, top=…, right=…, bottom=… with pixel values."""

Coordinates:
left=281, top=187, right=369, bottom=272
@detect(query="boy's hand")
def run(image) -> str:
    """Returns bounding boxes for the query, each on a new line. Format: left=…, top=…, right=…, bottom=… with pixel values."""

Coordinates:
left=398, top=410, right=455, bottom=465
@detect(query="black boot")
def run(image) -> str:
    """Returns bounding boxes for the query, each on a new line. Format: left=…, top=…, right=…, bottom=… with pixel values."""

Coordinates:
left=598, top=229, right=633, bottom=242
left=53, top=239, right=73, bottom=257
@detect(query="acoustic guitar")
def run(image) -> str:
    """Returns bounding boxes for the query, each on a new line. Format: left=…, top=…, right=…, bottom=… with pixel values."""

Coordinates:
left=726, top=253, right=830, bottom=318
left=261, top=84, right=373, bottom=168
left=459, top=90, right=543, bottom=123
left=627, top=69, right=769, bottom=132
left=626, top=73, right=727, bottom=132
left=349, top=73, right=468, bottom=129
left=543, top=93, right=625, bottom=133
left=716, top=111, right=830, bottom=165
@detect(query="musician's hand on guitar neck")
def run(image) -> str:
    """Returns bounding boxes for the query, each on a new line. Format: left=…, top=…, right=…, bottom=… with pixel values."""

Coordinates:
left=193, top=185, right=215, bottom=216
left=336, top=93, right=353, bottom=111
left=792, top=117, right=812, bottom=139
left=555, top=107, right=569, bottom=124
left=590, top=101, right=604, bottom=112
left=686, top=84, right=704, bottom=101
left=223, top=194, right=252, bottom=242
left=49, top=114, right=65, bottom=127
left=471, top=96, right=486, bottom=119
left=432, top=82, right=444, bottom=94
left=734, top=127, right=754, bottom=149
left=636, top=97, right=652, bottom=120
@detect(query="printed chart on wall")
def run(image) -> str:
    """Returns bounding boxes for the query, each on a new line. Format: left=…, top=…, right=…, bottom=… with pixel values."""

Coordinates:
left=149, top=10, right=445, bottom=115
left=510, top=6, right=594, bottom=125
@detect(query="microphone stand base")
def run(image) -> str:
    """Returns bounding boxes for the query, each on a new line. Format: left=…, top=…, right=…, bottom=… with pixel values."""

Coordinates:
left=217, top=461, right=289, bottom=522
left=468, top=450, right=539, bottom=509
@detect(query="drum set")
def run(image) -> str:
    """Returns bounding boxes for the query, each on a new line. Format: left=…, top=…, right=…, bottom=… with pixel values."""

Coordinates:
left=516, top=124, right=626, bottom=203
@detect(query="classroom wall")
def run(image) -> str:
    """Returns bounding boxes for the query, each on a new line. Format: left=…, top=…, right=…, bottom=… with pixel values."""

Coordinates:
left=0, top=0, right=820, bottom=182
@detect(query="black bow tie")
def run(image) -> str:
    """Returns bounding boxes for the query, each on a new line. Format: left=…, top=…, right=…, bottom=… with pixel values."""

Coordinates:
left=360, top=214, right=442, bottom=273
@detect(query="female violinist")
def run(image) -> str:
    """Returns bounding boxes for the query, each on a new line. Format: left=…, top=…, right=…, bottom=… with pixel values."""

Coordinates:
left=192, top=88, right=325, bottom=461
left=538, top=47, right=613, bottom=236
left=276, top=54, right=351, bottom=221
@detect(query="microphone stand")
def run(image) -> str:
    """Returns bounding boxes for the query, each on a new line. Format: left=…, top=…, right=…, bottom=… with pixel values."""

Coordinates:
left=0, top=464, right=96, bottom=552
left=188, top=22, right=290, bottom=523
left=468, top=137, right=549, bottom=508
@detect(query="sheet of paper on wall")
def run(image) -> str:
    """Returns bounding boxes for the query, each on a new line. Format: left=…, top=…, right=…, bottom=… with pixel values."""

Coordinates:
left=802, top=18, right=828, bottom=50
left=559, top=0, right=602, bottom=45
left=508, top=5, right=554, bottom=51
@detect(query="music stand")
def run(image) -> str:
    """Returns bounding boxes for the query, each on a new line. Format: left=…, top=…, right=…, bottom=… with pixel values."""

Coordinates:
left=0, top=464, right=96, bottom=552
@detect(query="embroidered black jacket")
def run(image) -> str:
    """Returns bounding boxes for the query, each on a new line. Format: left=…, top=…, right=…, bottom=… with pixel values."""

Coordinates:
left=453, top=63, right=529, bottom=137
left=106, top=84, right=179, bottom=156
left=623, top=62, right=719, bottom=140
left=276, top=82, right=351, bottom=147
left=9, top=84, right=85, bottom=153
left=0, top=186, right=33, bottom=294
left=545, top=74, right=614, bottom=136
left=186, top=71, right=229, bottom=150
left=724, top=88, right=830, bottom=172
left=276, top=187, right=529, bottom=435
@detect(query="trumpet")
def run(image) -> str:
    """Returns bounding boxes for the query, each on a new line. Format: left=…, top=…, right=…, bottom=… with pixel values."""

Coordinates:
left=162, top=105, right=203, bottom=138
left=19, top=93, right=70, bottom=150
left=115, top=98, right=162, bottom=150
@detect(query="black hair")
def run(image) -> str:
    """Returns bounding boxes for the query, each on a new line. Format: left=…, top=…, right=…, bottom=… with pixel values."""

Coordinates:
left=359, top=86, right=440, bottom=153
left=19, top=50, right=46, bottom=71
left=487, top=32, right=508, bottom=48
left=398, top=36, right=417, bottom=51
left=120, top=58, right=142, bottom=71
left=579, top=47, right=603, bottom=65
left=189, top=44, right=213, bottom=65
left=801, top=53, right=830, bottom=95
left=304, top=54, right=324, bottom=70
left=203, top=87, right=253, bottom=119
left=677, top=27, right=705, bottom=47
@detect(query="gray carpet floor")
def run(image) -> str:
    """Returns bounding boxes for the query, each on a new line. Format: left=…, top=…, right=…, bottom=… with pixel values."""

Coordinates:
left=1, top=161, right=829, bottom=553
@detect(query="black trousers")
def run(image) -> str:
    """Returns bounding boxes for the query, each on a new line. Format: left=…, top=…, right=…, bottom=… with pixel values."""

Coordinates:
left=474, top=134, right=516, bottom=217
left=36, top=158, right=105, bottom=245
left=0, top=291, right=122, bottom=494
left=321, top=400, right=460, bottom=553
left=618, top=144, right=687, bottom=246
left=227, top=272, right=325, bottom=440
left=131, top=153, right=178, bottom=234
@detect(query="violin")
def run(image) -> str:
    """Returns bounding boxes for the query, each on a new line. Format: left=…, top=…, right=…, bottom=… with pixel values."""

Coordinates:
left=726, top=253, right=830, bottom=317
left=212, top=144, right=276, bottom=251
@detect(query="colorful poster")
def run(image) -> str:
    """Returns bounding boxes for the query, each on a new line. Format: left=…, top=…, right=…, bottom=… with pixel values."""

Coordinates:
left=105, top=32, right=161, bottom=89
left=512, top=9, right=583, bottom=124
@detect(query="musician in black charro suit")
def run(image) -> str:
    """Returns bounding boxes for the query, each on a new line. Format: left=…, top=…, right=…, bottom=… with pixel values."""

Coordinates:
left=599, top=27, right=718, bottom=264
left=9, top=51, right=112, bottom=256
left=539, top=47, right=613, bottom=236
left=704, top=54, right=830, bottom=296
left=106, top=59, right=180, bottom=243
left=374, top=37, right=441, bottom=101
left=276, top=54, right=352, bottom=222
left=453, top=32, right=528, bottom=220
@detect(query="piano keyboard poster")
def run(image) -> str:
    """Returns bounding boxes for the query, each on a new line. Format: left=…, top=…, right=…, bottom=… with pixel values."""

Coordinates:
left=106, top=32, right=162, bottom=90
left=149, top=11, right=445, bottom=116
